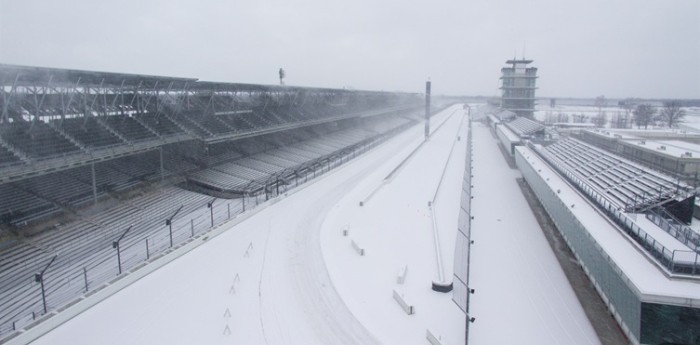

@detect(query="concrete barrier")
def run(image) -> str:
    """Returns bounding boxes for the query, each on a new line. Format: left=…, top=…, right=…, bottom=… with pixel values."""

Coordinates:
left=426, top=329, right=442, bottom=345
left=392, top=290, right=414, bottom=315
left=397, top=265, right=408, bottom=284
left=351, top=239, right=365, bottom=256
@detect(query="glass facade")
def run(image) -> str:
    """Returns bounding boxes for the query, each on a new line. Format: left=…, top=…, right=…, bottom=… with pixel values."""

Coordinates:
left=641, top=303, right=700, bottom=345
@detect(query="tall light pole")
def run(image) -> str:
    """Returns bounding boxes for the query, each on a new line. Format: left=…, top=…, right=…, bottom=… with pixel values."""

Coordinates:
left=207, top=198, right=218, bottom=228
left=113, top=225, right=132, bottom=275
left=34, top=254, right=58, bottom=314
left=166, top=205, right=183, bottom=248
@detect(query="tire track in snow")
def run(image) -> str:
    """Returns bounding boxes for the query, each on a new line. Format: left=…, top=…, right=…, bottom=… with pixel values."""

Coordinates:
left=258, top=222, right=273, bottom=345
left=256, top=114, right=441, bottom=344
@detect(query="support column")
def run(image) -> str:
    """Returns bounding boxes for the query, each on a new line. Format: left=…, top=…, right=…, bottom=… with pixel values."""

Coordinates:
left=159, top=147, right=164, bottom=181
left=425, top=80, right=431, bottom=140
left=91, top=163, right=97, bottom=204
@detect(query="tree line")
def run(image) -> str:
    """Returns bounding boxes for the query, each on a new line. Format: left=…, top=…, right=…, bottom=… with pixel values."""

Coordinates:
left=620, top=99, right=687, bottom=130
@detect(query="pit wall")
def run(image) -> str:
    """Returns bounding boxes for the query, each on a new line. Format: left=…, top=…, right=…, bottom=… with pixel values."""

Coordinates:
left=453, top=113, right=472, bottom=343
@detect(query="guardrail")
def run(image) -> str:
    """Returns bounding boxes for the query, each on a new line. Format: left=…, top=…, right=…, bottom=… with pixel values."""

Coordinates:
left=646, top=210, right=700, bottom=252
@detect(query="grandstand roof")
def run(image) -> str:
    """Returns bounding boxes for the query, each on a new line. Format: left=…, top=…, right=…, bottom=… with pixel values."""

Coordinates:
left=505, top=116, right=545, bottom=137
left=630, top=140, right=700, bottom=159
left=0, top=64, right=197, bottom=88
left=493, top=109, right=516, bottom=121
left=193, top=81, right=361, bottom=94
left=584, top=128, right=700, bottom=141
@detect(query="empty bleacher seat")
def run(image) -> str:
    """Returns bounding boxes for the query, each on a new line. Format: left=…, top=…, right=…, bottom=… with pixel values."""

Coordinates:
left=103, top=115, right=156, bottom=142
left=58, top=117, right=124, bottom=148
left=0, top=121, right=80, bottom=158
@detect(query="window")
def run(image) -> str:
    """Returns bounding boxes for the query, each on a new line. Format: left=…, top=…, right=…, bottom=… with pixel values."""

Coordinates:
left=641, top=302, right=700, bottom=345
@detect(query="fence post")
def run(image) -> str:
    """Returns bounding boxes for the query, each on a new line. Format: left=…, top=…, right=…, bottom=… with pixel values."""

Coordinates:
left=191, top=219, right=195, bottom=237
left=671, top=250, right=676, bottom=273
left=146, top=238, right=150, bottom=260
left=227, top=203, right=231, bottom=219
left=83, top=267, right=88, bottom=292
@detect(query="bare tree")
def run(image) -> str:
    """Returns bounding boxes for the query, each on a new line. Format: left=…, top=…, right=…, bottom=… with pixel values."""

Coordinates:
left=593, top=111, right=607, bottom=127
left=557, top=112, right=569, bottom=123
left=633, top=104, right=656, bottom=129
left=594, top=95, right=607, bottom=110
left=659, top=100, right=686, bottom=128
left=615, top=111, right=630, bottom=129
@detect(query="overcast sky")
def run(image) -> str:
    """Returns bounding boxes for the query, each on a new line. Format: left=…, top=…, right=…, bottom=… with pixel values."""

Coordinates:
left=1, top=0, right=698, bottom=99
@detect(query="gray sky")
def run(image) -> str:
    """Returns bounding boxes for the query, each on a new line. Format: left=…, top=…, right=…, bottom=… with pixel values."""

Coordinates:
left=1, top=0, right=698, bottom=99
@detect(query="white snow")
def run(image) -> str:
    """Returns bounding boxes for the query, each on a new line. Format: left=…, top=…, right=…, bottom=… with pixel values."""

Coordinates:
left=469, top=123, right=600, bottom=345
left=29, top=105, right=607, bottom=345
left=30, top=106, right=467, bottom=345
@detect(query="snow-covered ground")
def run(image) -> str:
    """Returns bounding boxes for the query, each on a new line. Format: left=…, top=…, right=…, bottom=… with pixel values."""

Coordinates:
left=30, top=105, right=467, bottom=345
left=468, top=123, right=600, bottom=345
left=29, top=104, right=600, bottom=345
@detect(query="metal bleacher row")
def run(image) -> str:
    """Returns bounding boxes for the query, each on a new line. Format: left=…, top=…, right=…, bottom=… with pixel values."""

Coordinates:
left=0, top=149, right=177, bottom=227
left=187, top=121, right=409, bottom=193
left=0, top=186, right=217, bottom=332
left=0, top=114, right=415, bottom=336
left=543, top=137, right=692, bottom=211
left=0, top=64, right=426, bottom=338
left=0, top=102, right=398, bottom=169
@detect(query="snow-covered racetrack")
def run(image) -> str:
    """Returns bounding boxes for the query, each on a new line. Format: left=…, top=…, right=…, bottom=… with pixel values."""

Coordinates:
left=31, top=105, right=466, bottom=345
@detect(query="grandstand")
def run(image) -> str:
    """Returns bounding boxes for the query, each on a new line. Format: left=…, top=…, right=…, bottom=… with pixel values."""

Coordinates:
left=577, top=128, right=700, bottom=185
left=0, top=64, right=431, bottom=340
left=541, top=137, right=696, bottom=218
left=527, top=136, right=700, bottom=280
left=517, top=141, right=700, bottom=344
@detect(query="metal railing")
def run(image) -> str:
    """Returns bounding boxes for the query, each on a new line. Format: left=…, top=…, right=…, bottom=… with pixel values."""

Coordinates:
left=529, top=142, right=700, bottom=277
left=0, top=116, right=413, bottom=341
left=646, top=210, right=700, bottom=252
